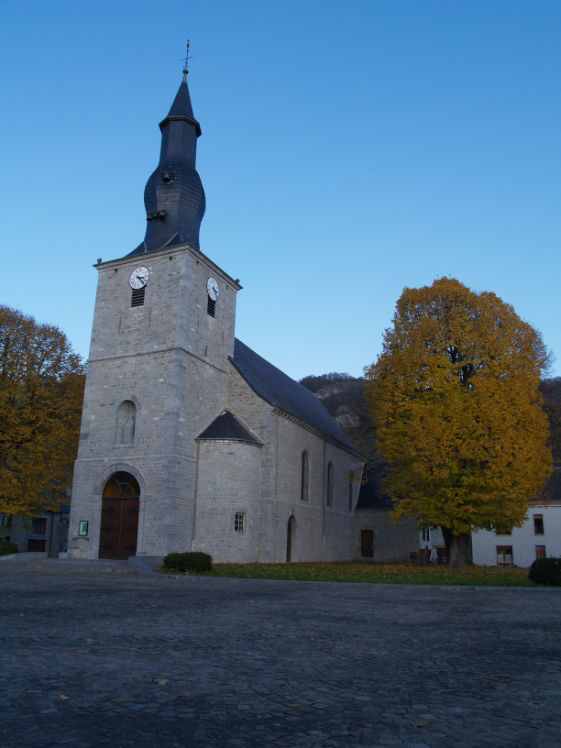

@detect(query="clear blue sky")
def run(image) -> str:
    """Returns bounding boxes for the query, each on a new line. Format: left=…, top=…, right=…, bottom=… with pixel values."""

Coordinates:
left=2, top=0, right=560, bottom=380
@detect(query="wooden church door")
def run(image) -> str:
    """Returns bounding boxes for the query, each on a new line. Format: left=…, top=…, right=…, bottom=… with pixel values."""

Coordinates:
left=99, top=472, right=140, bottom=559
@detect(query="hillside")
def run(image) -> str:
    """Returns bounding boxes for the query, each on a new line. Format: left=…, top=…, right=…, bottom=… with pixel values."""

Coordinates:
left=298, top=373, right=374, bottom=457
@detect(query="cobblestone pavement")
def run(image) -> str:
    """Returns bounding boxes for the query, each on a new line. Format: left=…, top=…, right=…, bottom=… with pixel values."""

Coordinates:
left=1, top=560, right=561, bottom=747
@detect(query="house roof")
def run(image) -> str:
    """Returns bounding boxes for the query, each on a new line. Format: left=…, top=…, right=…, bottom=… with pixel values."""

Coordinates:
left=355, top=466, right=394, bottom=511
left=231, top=338, right=359, bottom=455
left=197, top=410, right=261, bottom=446
left=542, top=467, right=561, bottom=503
left=357, top=465, right=561, bottom=513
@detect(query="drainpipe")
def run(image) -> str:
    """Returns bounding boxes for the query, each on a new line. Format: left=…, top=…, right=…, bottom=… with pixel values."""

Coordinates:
left=191, top=440, right=200, bottom=551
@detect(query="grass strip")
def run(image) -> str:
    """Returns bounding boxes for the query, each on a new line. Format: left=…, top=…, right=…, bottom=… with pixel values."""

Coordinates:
left=168, top=562, right=538, bottom=586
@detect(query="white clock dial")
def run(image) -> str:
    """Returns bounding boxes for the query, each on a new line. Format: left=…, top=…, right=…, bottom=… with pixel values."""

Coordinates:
left=207, top=277, right=219, bottom=301
left=129, top=266, right=150, bottom=289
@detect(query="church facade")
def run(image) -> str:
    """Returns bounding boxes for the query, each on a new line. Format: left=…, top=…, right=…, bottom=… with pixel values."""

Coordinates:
left=68, top=66, right=362, bottom=563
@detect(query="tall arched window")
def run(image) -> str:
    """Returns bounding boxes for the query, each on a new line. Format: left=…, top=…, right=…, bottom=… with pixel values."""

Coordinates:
left=326, top=461, right=334, bottom=507
left=115, top=400, right=136, bottom=444
left=300, top=451, right=309, bottom=501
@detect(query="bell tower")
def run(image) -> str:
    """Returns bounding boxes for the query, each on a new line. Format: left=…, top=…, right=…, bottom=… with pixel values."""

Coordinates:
left=68, top=50, right=241, bottom=560
left=132, top=45, right=205, bottom=255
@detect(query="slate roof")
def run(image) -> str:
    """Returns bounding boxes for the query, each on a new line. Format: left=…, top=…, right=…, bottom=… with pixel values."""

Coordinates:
left=541, top=467, right=561, bottom=503
left=231, top=339, right=359, bottom=455
left=357, top=466, right=561, bottom=512
left=355, top=466, right=394, bottom=511
left=160, top=76, right=201, bottom=136
left=197, top=410, right=261, bottom=446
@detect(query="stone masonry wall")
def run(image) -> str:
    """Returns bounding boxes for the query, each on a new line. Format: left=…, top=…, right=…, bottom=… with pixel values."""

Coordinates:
left=354, top=508, right=418, bottom=562
left=194, top=440, right=263, bottom=562
left=69, top=244, right=239, bottom=558
left=227, top=364, right=362, bottom=562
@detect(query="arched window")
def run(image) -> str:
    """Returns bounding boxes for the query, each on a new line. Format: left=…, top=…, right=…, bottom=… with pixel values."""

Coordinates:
left=326, top=461, right=334, bottom=507
left=300, top=451, right=309, bottom=501
left=115, top=400, right=136, bottom=444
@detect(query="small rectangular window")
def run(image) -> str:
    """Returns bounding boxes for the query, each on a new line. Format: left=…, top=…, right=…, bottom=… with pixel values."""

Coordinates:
left=131, top=287, right=145, bottom=307
left=533, top=514, right=544, bottom=535
left=234, top=512, right=245, bottom=533
left=535, top=545, right=546, bottom=560
left=207, top=297, right=216, bottom=317
left=496, top=546, right=513, bottom=565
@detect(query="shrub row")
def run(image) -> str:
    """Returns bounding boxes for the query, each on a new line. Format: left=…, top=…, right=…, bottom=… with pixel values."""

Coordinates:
left=0, top=539, right=18, bottom=556
left=528, top=557, right=561, bottom=585
left=163, top=551, right=212, bottom=573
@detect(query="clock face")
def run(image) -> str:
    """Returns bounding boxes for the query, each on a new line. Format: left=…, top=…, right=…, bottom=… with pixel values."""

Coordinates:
left=207, top=277, right=219, bottom=301
left=129, top=266, right=150, bottom=289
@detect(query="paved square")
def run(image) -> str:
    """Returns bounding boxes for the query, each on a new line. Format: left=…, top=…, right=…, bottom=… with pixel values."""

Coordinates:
left=1, top=559, right=561, bottom=747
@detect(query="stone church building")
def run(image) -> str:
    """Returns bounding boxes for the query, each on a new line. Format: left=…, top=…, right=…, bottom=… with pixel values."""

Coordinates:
left=68, top=66, right=363, bottom=563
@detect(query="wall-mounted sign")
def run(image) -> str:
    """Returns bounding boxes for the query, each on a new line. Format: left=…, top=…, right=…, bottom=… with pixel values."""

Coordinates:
left=79, top=521, right=89, bottom=537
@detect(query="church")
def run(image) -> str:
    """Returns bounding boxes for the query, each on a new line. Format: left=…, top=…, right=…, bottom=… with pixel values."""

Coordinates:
left=67, top=62, right=363, bottom=563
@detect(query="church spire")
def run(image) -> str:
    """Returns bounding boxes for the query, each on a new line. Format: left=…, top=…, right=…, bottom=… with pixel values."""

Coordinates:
left=129, top=43, right=206, bottom=256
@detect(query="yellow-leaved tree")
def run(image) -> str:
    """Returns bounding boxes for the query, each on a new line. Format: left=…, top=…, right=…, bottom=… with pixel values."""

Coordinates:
left=0, top=305, right=85, bottom=517
left=365, top=278, right=552, bottom=567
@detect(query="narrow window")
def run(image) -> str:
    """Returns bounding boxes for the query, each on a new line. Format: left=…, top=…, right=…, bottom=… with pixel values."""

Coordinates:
left=131, top=287, right=145, bottom=307
left=535, top=545, right=546, bottom=560
left=496, top=546, right=513, bottom=565
left=326, top=461, right=334, bottom=507
left=207, top=296, right=216, bottom=318
left=234, top=512, right=245, bottom=533
left=348, top=477, right=353, bottom=511
left=300, top=451, right=309, bottom=501
left=533, top=514, right=544, bottom=535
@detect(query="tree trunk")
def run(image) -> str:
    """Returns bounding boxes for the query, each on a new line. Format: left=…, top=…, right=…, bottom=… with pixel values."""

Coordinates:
left=441, top=528, right=471, bottom=568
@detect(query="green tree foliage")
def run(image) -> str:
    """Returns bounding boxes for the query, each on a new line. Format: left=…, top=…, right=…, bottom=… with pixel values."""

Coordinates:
left=365, top=278, right=552, bottom=567
left=0, top=305, right=85, bottom=516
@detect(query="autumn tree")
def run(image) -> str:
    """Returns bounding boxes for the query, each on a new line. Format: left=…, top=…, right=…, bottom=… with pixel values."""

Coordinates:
left=365, top=278, right=552, bottom=567
left=0, top=305, right=85, bottom=517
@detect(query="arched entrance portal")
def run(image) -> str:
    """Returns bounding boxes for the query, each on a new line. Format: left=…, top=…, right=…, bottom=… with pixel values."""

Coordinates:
left=286, top=515, right=296, bottom=562
left=99, top=472, right=140, bottom=559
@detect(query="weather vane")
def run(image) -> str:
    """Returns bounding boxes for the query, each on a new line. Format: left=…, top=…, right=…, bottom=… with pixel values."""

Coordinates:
left=182, top=40, right=192, bottom=79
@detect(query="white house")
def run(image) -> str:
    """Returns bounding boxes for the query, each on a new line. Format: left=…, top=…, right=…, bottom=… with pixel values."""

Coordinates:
left=471, top=503, right=561, bottom=567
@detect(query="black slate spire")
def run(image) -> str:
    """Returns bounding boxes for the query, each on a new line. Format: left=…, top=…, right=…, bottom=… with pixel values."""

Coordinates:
left=129, top=60, right=205, bottom=256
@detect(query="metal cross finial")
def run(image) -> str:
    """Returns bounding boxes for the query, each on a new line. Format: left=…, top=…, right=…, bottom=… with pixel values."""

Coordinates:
left=182, top=40, right=192, bottom=79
